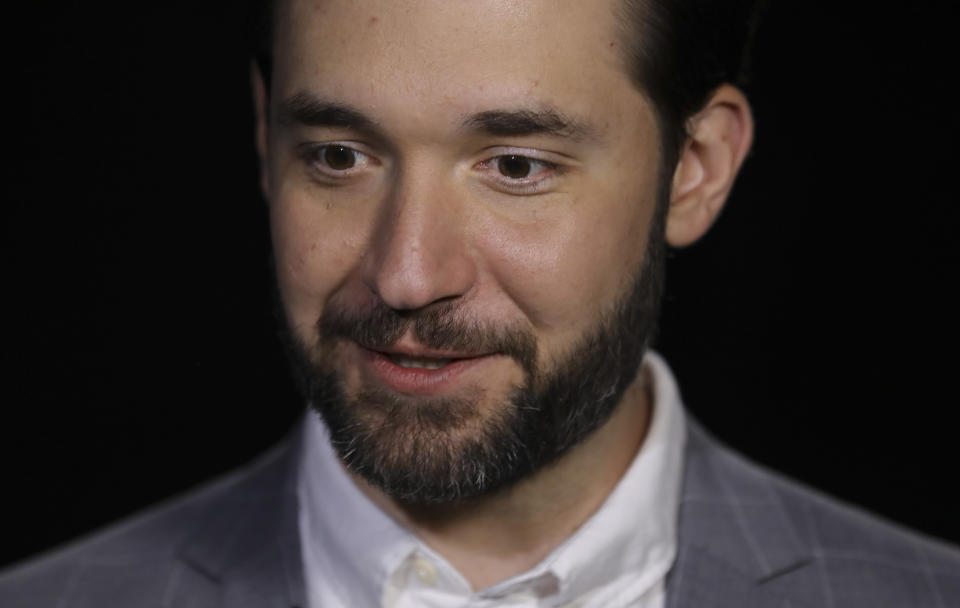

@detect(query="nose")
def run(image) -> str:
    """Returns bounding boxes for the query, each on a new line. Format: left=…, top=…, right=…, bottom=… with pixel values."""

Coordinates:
left=360, top=169, right=478, bottom=312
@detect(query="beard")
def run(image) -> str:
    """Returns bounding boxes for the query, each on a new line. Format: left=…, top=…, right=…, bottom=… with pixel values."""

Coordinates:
left=280, top=211, right=667, bottom=506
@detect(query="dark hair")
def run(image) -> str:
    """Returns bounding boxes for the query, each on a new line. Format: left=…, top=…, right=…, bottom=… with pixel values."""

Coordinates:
left=249, top=0, right=275, bottom=91
left=618, top=0, right=765, bottom=171
left=249, top=0, right=764, bottom=176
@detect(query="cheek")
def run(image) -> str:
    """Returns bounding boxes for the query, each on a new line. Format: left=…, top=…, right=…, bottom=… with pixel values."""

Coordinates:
left=477, top=180, right=657, bottom=344
left=269, top=193, right=364, bottom=327
left=481, top=211, right=645, bottom=332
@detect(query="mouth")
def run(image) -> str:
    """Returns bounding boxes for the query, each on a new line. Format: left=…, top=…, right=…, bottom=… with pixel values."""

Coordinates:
left=367, top=340, right=488, bottom=368
left=355, top=343, right=495, bottom=394
left=384, top=353, right=458, bottom=370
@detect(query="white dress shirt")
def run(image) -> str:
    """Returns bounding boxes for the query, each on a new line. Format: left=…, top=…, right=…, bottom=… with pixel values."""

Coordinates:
left=298, top=351, right=687, bottom=608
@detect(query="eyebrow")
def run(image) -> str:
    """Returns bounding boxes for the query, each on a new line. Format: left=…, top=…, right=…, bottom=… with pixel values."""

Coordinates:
left=463, top=109, right=597, bottom=142
left=277, top=91, right=378, bottom=133
left=277, top=91, right=598, bottom=143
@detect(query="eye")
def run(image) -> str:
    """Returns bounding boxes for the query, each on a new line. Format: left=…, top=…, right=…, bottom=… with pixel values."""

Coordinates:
left=298, top=143, right=373, bottom=178
left=476, top=151, right=561, bottom=195
left=322, top=144, right=359, bottom=170
left=494, top=155, right=551, bottom=180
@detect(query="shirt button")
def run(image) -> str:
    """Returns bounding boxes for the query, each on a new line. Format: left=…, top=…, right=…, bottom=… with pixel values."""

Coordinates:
left=412, top=557, right=438, bottom=586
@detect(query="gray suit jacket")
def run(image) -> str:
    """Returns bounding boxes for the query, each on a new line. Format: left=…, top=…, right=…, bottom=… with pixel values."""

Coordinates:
left=2, top=419, right=959, bottom=607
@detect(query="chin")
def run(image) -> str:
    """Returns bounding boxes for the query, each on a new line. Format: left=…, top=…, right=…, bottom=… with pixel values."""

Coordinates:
left=312, top=371, right=536, bottom=504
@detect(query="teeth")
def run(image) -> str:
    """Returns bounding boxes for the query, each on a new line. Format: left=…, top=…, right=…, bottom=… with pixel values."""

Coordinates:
left=388, top=354, right=454, bottom=370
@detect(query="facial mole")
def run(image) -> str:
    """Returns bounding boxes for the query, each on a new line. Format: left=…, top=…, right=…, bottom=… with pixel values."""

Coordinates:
left=368, top=15, right=378, bottom=25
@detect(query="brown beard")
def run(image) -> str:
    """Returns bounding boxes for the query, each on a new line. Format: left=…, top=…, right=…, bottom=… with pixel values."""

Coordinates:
left=279, top=210, right=666, bottom=506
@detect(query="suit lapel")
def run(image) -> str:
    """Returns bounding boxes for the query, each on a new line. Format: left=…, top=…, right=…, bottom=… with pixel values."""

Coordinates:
left=172, top=425, right=307, bottom=608
left=666, top=420, right=817, bottom=608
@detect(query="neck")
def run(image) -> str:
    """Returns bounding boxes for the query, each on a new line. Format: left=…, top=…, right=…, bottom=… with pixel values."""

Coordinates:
left=352, top=369, right=653, bottom=591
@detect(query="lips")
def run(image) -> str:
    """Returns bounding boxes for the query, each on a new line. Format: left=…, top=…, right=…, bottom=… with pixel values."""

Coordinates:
left=356, top=343, right=494, bottom=394
left=385, top=353, right=456, bottom=370
left=371, top=341, right=488, bottom=367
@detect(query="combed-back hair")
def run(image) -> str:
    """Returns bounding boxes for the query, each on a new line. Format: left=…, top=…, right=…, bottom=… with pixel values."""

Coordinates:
left=618, top=0, right=765, bottom=171
left=247, top=0, right=765, bottom=178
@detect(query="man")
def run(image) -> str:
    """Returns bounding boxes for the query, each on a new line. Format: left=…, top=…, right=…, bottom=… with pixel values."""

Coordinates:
left=2, top=0, right=959, bottom=606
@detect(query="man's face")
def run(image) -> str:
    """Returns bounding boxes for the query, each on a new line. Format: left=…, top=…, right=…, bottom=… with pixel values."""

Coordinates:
left=263, top=0, right=665, bottom=502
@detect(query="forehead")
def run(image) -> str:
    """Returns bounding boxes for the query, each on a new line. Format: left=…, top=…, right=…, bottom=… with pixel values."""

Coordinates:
left=271, top=0, right=652, bottom=138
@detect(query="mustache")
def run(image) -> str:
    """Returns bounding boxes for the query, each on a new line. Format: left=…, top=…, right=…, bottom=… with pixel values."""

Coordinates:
left=317, top=299, right=538, bottom=371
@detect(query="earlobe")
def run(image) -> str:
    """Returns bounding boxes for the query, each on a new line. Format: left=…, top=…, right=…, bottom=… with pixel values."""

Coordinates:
left=665, top=85, right=754, bottom=247
left=251, top=62, right=271, bottom=201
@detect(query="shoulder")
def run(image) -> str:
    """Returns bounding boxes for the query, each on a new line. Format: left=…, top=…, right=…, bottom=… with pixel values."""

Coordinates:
left=680, top=421, right=960, bottom=605
left=0, top=438, right=296, bottom=608
left=770, top=461, right=960, bottom=602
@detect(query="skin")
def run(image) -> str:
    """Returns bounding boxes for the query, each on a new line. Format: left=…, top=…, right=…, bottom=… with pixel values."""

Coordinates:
left=254, top=0, right=753, bottom=591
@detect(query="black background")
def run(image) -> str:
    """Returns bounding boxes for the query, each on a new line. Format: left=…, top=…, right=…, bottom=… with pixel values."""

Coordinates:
left=4, top=2, right=959, bottom=568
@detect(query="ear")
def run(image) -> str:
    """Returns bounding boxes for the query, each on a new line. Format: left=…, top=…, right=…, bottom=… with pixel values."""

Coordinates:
left=665, top=85, right=754, bottom=247
left=251, top=62, right=271, bottom=201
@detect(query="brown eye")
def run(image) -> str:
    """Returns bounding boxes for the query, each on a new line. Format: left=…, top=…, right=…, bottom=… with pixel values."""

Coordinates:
left=496, top=155, right=532, bottom=179
left=323, top=145, right=357, bottom=170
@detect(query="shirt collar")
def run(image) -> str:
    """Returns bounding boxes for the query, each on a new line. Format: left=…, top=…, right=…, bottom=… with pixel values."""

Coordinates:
left=298, top=350, right=686, bottom=607
left=298, top=409, right=418, bottom=607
